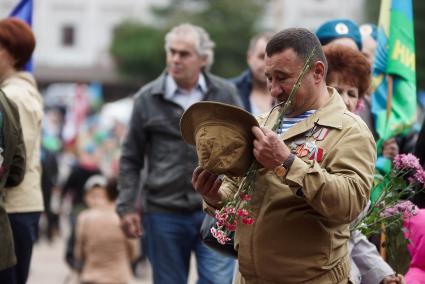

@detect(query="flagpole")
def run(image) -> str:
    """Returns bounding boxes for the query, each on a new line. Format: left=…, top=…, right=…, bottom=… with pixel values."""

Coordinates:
left=379, top=74, right=393, bottom=260
left=384, top=75, right=394, bottom=133
left=380, top=224, right=387, bottom=260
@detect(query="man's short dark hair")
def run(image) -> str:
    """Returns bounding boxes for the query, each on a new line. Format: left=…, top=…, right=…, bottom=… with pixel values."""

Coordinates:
left=266, top=28, right=328, bottom=73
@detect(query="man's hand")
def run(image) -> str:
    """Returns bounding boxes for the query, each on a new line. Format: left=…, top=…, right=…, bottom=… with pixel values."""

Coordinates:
left=120, top=213, right=142, bottom=238
left=192, top=167, right=222, bottom=207
left=382, top=138, right=399, bottom=160
left=252, top=126, right=291, bottom=169
left=381, top=274, right=405, bottom=284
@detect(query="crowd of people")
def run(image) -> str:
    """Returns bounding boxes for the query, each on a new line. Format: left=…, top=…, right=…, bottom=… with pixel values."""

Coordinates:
left=0, top=11, right=424, bottom=284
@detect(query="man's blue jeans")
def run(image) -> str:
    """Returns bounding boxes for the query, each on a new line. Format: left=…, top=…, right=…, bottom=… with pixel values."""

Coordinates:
left=143, top=210, right=235, bottom=284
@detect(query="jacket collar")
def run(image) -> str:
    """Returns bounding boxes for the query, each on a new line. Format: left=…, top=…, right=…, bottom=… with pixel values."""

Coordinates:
left=262, top=87, right=345, bottom=141
left=231, top=69, right=253, bottom=112
left=150, top=70, right=214, bottom=97
left=149, top=71, right=168, bottom=96
left=233, top=69, right=253, bottom=88
left=164, top=73, right=207, bottom=100
left=1, top=71, right=37, bottom=90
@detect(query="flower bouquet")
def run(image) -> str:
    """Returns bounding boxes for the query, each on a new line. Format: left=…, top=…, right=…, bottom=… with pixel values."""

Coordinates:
left=351, top=153, right=425, bottom=273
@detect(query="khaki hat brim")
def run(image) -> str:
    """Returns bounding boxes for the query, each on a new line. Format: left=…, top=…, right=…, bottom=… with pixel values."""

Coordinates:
left=180, top=101, right=259, bottom=146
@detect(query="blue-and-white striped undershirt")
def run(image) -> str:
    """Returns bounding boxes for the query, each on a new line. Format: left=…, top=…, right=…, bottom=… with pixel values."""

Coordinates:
left=276, top=110, right=316, bottom=135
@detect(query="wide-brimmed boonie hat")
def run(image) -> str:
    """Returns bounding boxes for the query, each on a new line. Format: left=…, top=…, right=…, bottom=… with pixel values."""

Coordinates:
left=180, top=102, right=259, bottom=177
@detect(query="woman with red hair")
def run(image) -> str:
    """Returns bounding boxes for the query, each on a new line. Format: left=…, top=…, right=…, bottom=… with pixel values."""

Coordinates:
left=324, top=44, right=371, bottom=113
left=324, top=44, right=399, bottom=161
left=0, top=17, right=44, bottom=284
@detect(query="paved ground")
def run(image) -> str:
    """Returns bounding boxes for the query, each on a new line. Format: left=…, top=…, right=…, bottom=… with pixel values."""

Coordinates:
left=27, top=235, right=197, bottom=284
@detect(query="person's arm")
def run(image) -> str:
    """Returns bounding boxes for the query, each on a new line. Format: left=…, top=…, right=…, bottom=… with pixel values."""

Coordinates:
left=252, top=124, right=376, bottom=224
left=126, top=238, right=140, bottom=262
left=350, top=230, right=395, bottom=284
left=116, top=96, right=146, bottom=238
left=5, top=114, right=26, bottom=187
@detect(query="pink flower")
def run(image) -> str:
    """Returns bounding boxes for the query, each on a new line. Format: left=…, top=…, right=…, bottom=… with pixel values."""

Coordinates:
left=210, top=227, right=231, bottom=245
left=240, top=194, right=252, bottom=201
left=380, top=207, right=398, bottom=218
left=225, top=220, right=237, bottom=232
left=414, top=169, right=425, bottom=187
left=408, top=176, right=416, bottom=184
left=237, top=208, right=249, bottom=217
left=224, top=207, right=236, bottom=214
left=214, top=210, right=229, bottom=223
left=393, top=154, right=421, bottom=171
left=242, top=217, right=254, bottom=225
left=380, top=200, right=418, bottom=219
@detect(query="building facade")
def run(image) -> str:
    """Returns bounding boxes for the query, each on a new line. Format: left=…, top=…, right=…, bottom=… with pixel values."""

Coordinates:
left=264, top=0, right=366, bottom=31
left=1, top=0, right=366, bottom=97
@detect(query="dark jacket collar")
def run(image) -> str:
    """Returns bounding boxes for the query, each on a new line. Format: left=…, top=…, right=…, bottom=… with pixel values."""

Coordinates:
left=232, top=69, right=253, bottom=112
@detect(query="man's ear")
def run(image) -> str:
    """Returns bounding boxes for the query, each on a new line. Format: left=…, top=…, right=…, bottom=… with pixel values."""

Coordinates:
left=247, top=51, right=254, bottom=67
left=200, top=55, right=208, bottom=68
left=312, top=61, right=325, bottom=83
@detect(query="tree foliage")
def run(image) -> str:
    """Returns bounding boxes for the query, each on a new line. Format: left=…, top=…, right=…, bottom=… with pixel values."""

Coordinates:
left=110, top=0, right=264, bottom=82
left=110, top=22, right=166, bottom=82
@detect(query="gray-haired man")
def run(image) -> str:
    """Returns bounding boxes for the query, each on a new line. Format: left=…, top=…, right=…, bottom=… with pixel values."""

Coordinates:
left=116, top=23, right=241, bottom=284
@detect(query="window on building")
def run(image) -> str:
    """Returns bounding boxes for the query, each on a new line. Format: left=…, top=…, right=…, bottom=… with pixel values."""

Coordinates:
left=62, top=25, right=75, bottom=47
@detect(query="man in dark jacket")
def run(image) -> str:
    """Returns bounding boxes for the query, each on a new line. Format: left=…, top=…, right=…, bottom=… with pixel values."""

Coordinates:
left=116, top=23, right=241, bottom=284
left=232, top=32, right=274, bottom=115
left=0, top=89, right=26, bottom=275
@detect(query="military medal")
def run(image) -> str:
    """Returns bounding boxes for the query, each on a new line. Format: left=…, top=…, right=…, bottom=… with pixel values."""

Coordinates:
left=308, top=146, right=324, bottom=162
left=312, top=127, right=330, bottom=141
left=291, top=125, right=329, bottom=161
left=296, top=144, right=309, bottom=158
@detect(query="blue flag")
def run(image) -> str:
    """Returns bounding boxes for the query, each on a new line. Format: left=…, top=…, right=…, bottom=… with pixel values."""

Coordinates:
left=9, top=0, right=33, bottom=72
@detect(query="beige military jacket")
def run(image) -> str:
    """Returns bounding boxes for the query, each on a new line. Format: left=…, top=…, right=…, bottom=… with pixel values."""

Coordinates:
left=1, top=72, right=44, bottom=213
left=214, top=88, right=376, bottom=284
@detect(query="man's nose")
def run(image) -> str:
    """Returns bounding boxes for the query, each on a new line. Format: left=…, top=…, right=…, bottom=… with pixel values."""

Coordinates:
left=171, top=53, right=181, bottom=62
left=269, top=81, right=283, bottom=97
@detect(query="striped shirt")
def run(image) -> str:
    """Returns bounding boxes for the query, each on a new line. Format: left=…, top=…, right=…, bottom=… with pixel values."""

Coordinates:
left=276, top=110, right=316, bottom=135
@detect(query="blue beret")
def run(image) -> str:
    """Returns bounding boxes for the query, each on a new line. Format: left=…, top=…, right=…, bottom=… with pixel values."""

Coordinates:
left=360, top=23, right=378, bottom=41
left=315, top=19, right=362, bottom=50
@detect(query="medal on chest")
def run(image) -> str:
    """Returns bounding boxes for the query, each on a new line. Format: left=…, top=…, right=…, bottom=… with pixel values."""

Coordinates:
left=289, top=126, right=330, bottom=162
